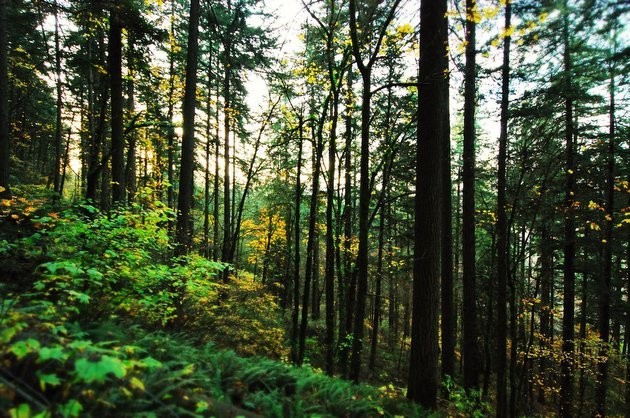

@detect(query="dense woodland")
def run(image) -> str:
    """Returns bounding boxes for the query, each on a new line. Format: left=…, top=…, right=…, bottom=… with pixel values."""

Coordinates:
left=0, top=0, right=628, bottom=416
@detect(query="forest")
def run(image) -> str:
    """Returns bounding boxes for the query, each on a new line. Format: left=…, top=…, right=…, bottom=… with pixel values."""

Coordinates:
left=0, top=0, right=628, bottom=416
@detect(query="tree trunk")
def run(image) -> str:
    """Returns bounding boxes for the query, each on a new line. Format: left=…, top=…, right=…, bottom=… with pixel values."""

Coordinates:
left=52, top=0, right=63, bottom=196
left=324, top=84, right=340, bottom=376
left=222, top=1, right=233, bottom=268
left=560, top=1, right=576, bottom=414
left=539, top=225, right=553, bottom=405
left=175, top=0, right=201, bottom=251
left=213, top=61, right=221, bottom=261
left=0, top=0, right=9, bottom=199
left=203, top=47, right=213, bottom=258
left=369, top=199, right=386, bottom=371
left=496, top=2, right=511, bottom=415
left=298, top=98, right=328, bottom=364
left=290, top=117, right=303, bottom=363
left=109, top=0, right=125, bottom=205
left=595, top=32, right=616, bottom=416
left=462, top=0, right=480, bottom=391
left=407, top=0, right=447, bottom=407
left=167, top=0, right=176, bottom=219
left=125, top=34, right=137, bottom=204
left=339, top=67, right=354, bottom=376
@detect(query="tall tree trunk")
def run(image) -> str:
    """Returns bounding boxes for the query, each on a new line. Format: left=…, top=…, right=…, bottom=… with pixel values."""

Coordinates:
left=167, top=0, right=176, bottom=218
left=298, top=102, right=327, bottom=364
left=349, top=66, right=371, bottom=382
left=339, top=67, right=354, bottom=376
left=539, top=225, right=553, bottom=405
left=125, top=33, right=137, bottom=204
left=462, top=0, right=480, bottom=391
left=222, top=1, right=233, bottom=268
left=324, top=84, right=340, bottom=376
left=175, top=0, right=201, bottom=251
left=0, top=0, right=10, bottom=199
left=625, top=226, right=630, bottom=417
left=203, top=48, right=213, bottom=258
left=213, top=61, right=221, bottom=261
left=496, top=1, right=512, bottom=415
left=369, top=199, right=386, bottom=371
left=578, top=228, right=589, bottom=412
left=560, top=1, right=576, bottom=414
left=407, top=0, right=447, bottom=407
left=109, top=0, right=125, bottom=205
left=347, top=0, right=401, bottom=381
left=53, top=0, right=63, bottom=196
left=595, top=30, right=616, bottom=416
left=290, top=117, right=303, bottom=363
left=440, top=17, right=454, bottom=380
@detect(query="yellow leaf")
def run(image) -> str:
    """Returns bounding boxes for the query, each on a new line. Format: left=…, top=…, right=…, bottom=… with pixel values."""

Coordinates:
left=129, top=377, right=145, bottom=391
left=2, top=199, right=10, bottom=207
left=11, top=214, right=18, bottom=220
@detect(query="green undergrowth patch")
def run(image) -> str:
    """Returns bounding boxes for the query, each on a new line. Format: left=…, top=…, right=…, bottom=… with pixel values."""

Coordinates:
left=0, top=195, right=427, bottom=417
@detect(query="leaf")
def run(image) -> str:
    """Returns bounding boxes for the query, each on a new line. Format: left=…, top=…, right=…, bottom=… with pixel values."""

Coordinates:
left=37, top=372, right=61, bottom=390
left=10, top=338, right=40, bottom=359
left=74, top=355, right=127, bottom=383
left=9, top=404, right=31, bottom=418
left=39, top=346, right=66, bottom=361
left=58, top=400, right=83, bottom=418
left=195, top=401, right=209, bottom=413
left=1, top=326, right=18, bottom=343
left=129, top=376, right=145, bottom=391
left=140, top=356, right=163, bottom=369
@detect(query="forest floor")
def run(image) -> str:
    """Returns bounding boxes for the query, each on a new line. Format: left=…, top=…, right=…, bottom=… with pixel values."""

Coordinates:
left=0, top=187, right=485, bottom=417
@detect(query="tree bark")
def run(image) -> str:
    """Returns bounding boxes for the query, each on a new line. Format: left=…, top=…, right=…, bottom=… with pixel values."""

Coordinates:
left=290, top=116, right=303, bottom=364
left=175, top=0, right=201, bottom=251
left=109, top=0, right=125, bottom=205
left=496, top=1, right=511, bottom=415
left=125, top=33, right=137, bottom=204
left=298, top=96, right=328, bottom=364
left=407, top=0, right=447, bottom=407
left=0, top=0, right=10, bottom=199
left=53, top=0, right=63, bottom=196
left=560, top=0, right=576, bottom=414
left=462, top=0, right=480, bottom=391
left=595, top=28, right=616, bottom=415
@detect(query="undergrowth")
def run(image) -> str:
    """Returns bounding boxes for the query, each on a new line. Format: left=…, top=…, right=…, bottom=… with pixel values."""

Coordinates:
left=0, top=191, right=427, bottom=417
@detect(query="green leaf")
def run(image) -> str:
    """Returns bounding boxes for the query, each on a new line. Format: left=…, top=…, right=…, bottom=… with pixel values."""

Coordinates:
left=140, top=356, right=163, bottom=369
left=10, top=338, right=40, bottom=359
left=195, top=401, right=209, bottom=413
left=1, top=326, right=18, bottom=343
left=74, top=355, right=127, bottom=383
left=9, top=404, right=31, bottom=418
left=67, top=290, right=90, bottom=304
left=58, top=400, right=83, bottom=418
left=37, top=372, right=61, bottom=390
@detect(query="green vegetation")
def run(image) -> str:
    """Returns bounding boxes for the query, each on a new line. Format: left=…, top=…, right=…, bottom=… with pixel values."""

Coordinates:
left=0, top=189, right=427, bottom=417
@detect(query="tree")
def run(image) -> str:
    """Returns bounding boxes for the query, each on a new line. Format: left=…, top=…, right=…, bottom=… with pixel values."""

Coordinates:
left=560, top=0, right=576, bottom=414
left=175, top=0, right=201, bottom=251
left=109, top=0, right=125, bottom=204
left=407, top=0, right=448, bottom=407
left=347, top=0, right=401, bottom=382
left=0, top=0, right=8, bottom=199
left=462, top=0, right=480, bottom=391
left=496, top=1, right=512, bottom=415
